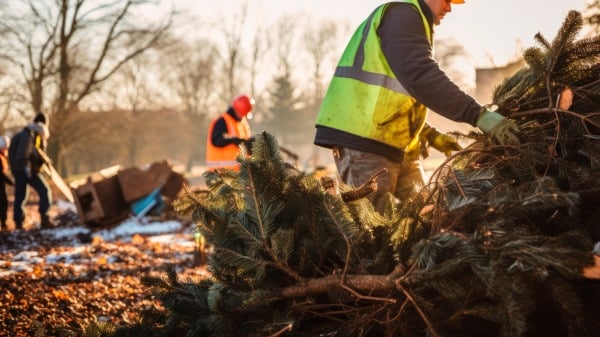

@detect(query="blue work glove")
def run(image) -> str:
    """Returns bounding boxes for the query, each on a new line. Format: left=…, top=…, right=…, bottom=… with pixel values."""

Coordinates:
left=476, top=108, right=520, bottom=145
left=24, top=166, right=32, bottom=179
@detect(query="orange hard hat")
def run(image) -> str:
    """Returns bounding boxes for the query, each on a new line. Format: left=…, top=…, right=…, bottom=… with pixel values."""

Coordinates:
left=451, top=0, right=465, bottom=3
left=231, top=94, right=254, bottom=117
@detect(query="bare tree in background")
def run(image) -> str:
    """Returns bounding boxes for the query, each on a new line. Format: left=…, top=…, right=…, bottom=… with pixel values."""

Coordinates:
left=0, top=1, right=6, bottom=80
left=0, top=0, right=173, bottom=174
left=248, top=26, right=269, bottom=117
left=114, top=58, right=157, bottom=167
left=0, top=8, right=29, bottom=134
left=158, top=35, right=220, bottom=169
left=303, top=18, right=342, bottom=107
left=62, top=53, right=166, bottom=173
left=261, top=15, right=308, bottom=154
left=270, top=15, right=298, bottom=90
left=217, top=2, right=249, bottom=101
left=61, top=108, right=129, bottom=174
left=301, top=18, right=346, bottom=170
left=160, top=36, right=218, bottom=116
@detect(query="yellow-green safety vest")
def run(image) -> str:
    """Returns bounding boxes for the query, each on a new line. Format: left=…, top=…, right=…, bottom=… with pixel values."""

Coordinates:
left=316, top=0, right=432, bottom=155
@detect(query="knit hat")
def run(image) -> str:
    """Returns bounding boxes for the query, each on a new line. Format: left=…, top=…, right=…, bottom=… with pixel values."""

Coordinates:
left=33, top=112, right=47, bottom=125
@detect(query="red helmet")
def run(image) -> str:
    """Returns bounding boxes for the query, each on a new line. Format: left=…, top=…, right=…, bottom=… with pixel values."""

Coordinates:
left=231, top=94, right=254, bottom=117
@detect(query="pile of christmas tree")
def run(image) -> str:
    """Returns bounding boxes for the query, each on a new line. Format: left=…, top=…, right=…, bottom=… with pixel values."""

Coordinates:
left=111, top=11, right=599, bottom=337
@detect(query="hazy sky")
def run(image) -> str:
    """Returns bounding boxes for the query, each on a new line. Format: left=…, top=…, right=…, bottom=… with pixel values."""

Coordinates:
left=182, top=0, right=589, bottom=67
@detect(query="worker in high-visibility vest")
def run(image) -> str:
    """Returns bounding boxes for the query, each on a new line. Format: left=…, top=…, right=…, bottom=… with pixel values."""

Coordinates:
left=314, top=0, right=520, bottom=214
left=8, top=112, right=53, bottom=229
left=206, top=94, right=255, bottom=171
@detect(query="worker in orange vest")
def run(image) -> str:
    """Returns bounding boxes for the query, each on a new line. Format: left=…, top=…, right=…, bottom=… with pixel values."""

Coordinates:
left=0, top=136, right=13, bottom=231
left=206, top=94, right=255, bottom=170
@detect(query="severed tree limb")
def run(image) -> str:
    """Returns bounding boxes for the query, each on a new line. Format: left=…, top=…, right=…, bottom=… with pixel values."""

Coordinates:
left=341, top=168, right=389, bottom=202
left=271, top=264, right=405, bottom=302
left=319, top=168, right=389, bottom=203
left=268, top=324, right=293, bottom=337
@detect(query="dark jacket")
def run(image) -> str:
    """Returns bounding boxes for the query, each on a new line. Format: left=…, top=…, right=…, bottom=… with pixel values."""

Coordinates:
left=315, top=0, right=482, bottom=158
left=210, top=107, right=247, bottom=147
left=8, top=123, right=47, bottom=174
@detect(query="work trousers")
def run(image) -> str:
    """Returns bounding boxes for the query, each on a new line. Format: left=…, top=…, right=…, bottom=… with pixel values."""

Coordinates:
left=332, top=147, right=424, bottom=215
left=13, top=171, right=52, bottom=228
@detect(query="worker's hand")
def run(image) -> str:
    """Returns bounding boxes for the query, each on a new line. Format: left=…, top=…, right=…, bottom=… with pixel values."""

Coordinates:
left=427, top=129, right=462, bottom=157
left=24, top=167, right=31, bottom=179
left=476, top=109, right=520, bottom=145
left=243, top=137, right=256, bottom=155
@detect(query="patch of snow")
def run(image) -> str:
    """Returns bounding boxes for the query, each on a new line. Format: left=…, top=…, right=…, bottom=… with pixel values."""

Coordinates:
left=94, top=219, right=183, bottom=242
left=149, top=233, right=195, bottom=247
left=12, top=251, right=39, bottom=261
left=55, top=199, right=78, bottom=213
left=1, top=218, right=193, bottom=278
left=46, top=246, right=88, bottom=264
left=51, top=226, right=91, bottom=240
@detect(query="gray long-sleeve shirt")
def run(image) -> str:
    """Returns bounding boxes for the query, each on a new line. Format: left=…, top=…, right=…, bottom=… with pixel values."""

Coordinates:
left=378, top=0, right=482, bottom=125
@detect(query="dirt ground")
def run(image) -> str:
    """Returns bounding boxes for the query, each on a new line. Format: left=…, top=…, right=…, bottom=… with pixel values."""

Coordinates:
left=0, top=181, right=209, bottom=336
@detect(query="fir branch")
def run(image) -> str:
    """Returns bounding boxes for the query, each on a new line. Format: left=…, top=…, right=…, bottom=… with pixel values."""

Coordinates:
left=270, top=264, right=405, bottom=301
left=211, top=247, right=268, bottom=282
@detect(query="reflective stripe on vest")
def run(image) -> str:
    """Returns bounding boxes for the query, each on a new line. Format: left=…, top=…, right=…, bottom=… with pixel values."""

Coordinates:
left=334, top=0, right=430, bottom=95
left=316, top=0, right=432, bottom=152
